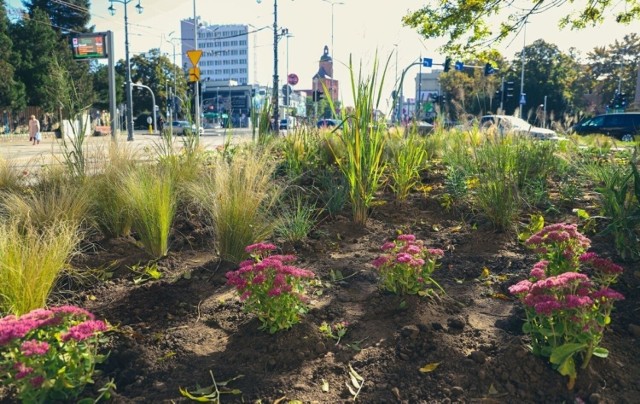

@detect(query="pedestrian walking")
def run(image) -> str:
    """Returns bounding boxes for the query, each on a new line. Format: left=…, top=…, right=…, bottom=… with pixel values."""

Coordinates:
left=29, top=115, right=41, bottom=145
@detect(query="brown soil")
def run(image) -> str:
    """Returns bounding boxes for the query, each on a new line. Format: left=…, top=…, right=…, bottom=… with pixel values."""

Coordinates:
left=49, top=173, right=640, bottom=404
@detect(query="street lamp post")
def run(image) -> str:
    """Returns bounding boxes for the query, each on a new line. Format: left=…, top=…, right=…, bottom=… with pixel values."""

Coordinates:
left=132, top=82, right=156, bottom=134
left=257, top=0, right=280, bottom=131
left=519, top=21, right=528, bottom=119
left=322, top=0, right=344, bottom=102
left=108, top=0, right=143, bottom=142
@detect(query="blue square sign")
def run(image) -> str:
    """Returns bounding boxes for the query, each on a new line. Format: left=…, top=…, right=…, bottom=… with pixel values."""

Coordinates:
left=422, top=58, right=433, bottom=67
left=454, top=61, right=464, bottom=71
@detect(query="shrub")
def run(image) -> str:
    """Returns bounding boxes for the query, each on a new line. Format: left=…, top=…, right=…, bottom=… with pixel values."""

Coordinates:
left=225, top=243, right=315, bottom=333
left=0, top=306, right=109, bottom=403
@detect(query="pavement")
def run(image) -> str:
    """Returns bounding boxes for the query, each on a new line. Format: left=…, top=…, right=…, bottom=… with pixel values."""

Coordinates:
left=0, top=128, right=255, bottom=169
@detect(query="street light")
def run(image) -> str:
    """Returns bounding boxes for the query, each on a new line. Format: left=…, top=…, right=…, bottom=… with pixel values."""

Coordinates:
left=257, top=0, right=280, bottom=131
left=132, top=82, right=157, bottom=134
left=322, top=0, right=344, bottom=101
left=166, top=32, right=179, bottom=125
left=108, top=0, right=143, bottom=142
left=519, top=20, right=528, bottom=119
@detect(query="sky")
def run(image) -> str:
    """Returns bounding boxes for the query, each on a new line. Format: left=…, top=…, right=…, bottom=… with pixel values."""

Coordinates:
left=6, top=0, right=639, bottom=112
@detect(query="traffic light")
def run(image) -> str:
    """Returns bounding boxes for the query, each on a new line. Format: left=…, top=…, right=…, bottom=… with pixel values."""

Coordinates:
left=484, top=63, right=495, bottom=76
left=312, top=90, right=324, bottom=102
left=444, top=57, right=451, bottom=72
left=506, top=81, right=515, bottom=98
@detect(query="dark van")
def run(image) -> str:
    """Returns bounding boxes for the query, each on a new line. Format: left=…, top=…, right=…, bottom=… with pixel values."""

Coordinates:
left=571, top=112, right=640, bottom=141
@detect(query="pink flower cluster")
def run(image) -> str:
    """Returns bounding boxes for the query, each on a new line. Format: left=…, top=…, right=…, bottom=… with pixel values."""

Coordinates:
left=579, top=252, right=624, bottom=275
left=61, top=320, right=108, bottom=342
left=509, top=262, right=624, bottom=316
left=525, top=223, right=591, bottom=269
left=0, top=306, right=98, bottom=346
left=373, top=235, right=443, bottom=269
left=226, top=243, right=314, bottom=300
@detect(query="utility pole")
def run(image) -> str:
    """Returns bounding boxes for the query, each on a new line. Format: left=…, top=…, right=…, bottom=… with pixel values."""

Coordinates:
left=192, top=1, right=200, bottom=136
left=519, top=21, right=527, bottom=119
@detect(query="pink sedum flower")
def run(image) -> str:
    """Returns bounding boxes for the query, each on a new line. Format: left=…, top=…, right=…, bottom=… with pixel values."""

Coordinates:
left=592, top=288, right=625, bottom=301
left=20, top=340, right=50, bottom=356
left=61, top=320, right=107, bottom=342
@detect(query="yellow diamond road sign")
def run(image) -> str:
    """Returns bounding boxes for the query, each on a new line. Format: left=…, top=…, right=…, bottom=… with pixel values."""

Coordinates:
left=186, top=49, right=202, bottom=66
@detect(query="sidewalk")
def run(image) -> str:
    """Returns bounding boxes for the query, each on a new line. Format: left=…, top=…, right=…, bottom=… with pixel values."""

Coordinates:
left=0, top=130, right=252, bottom=169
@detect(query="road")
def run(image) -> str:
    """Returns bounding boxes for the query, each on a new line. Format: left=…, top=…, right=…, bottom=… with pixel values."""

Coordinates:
left=0, top=128, right=255, bottom=169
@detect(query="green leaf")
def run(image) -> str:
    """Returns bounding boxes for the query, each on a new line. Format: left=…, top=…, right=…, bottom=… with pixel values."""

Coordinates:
left=550, top=343, right=587, bottom=365
left=593, top=347, right=609, bottom=358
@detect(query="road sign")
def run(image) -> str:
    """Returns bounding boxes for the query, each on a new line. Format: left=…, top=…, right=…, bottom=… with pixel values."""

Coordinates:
left=422, top=58, right=433, bottom=67
left=520, top=93, right=526, bottom=105
left=454, top=61, right=464, bottom=71
left=287, top=73, right=299, bottom=85
left=186, top=49, right=202, bottom=66
left=188, top=67, right=200, bottom=82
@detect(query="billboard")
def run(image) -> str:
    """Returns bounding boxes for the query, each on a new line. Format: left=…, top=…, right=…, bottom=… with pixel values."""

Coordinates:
left=70, top=33, right=107, bottom=60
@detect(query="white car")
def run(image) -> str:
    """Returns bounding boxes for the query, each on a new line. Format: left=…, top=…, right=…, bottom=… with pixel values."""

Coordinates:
left=171, top=121, right=204, bottom=136
left=480, top=115, right=560, bottom=140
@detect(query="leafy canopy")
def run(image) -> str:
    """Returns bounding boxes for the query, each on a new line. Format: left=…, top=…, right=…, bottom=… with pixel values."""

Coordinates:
left=403, top=0, right=640, bottom=54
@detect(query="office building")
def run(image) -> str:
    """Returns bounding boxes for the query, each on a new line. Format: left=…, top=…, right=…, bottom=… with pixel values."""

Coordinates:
left=180, top=19, right=251, bottom=85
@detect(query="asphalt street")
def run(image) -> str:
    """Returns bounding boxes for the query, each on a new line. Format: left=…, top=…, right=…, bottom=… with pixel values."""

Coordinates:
left=0, top=128, right=255, bottom=169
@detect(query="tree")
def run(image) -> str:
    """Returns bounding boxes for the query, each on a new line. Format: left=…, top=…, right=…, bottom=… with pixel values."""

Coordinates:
left=23, top=0, right=92, bottom=33
left=120, top=48, right=188, bottom=117
left=586, top=33, right=640, bottom=112
left=0, top=0, right=26, bottom=109
left=501, top=40, right=581, bottom=120
left=91, top=64, right=124, bottom=111
left=403, top=1, right=640, bottom=54
left=11, top=8, right=60, bottom=109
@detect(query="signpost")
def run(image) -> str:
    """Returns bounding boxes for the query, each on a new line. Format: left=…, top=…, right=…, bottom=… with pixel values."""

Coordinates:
left=186, top=50, right=203, bottom=82
left=287, top=73, right=299, bottom=86
left=454, top=61, right=464, bottom=71
left=422, top=58, right=433, bottom=68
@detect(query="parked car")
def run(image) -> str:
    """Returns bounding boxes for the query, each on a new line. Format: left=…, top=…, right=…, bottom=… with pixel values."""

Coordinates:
left=317, top=119, right=340, bottom=128
left=570, top=112, right=640, bottom=141
left=171, top=121, right=204, bottom=136
left=480, top=115, right=560, bottom=140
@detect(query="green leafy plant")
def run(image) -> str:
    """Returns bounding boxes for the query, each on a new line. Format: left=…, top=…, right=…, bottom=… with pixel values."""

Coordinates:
left=129, top=262, right=163, bottom=285
left=0, top=306, right=109, bottom=403
left=372, top=234, right=444, bottom=296
left=122, top=165, right=177, bottom=258
left=319, top=321, right=349, bottom=345
left=225, top=243, right=315, bottom=333
left=387, top=132, right=428, bottom=202
left=511, top=223, right=624, bottom=389
left=0, top=220, right=80, bottom=315
left=326, top=55, right=390, bottom=225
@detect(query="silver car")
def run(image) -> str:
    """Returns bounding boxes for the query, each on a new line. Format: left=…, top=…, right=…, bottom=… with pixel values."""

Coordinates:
left=480, top=115, right=560, bottom=140
left=171, top=121, right=204, bottom=136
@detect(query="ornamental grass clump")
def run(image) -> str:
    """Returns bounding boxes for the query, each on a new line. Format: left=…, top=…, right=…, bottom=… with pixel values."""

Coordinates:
left=372, top=234, right=444, bottom=296
left=225, top=243, right=315, bottom=333
left=510, top=223, right=624, bottom=389
left=0, top=306, right=109, bottom=403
